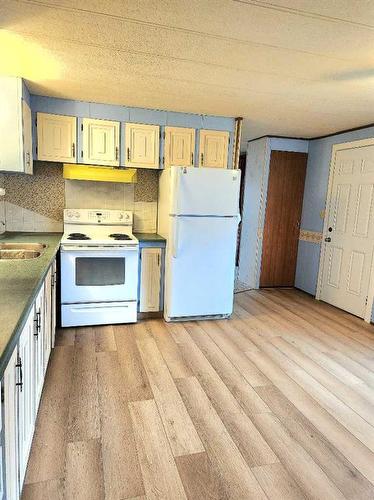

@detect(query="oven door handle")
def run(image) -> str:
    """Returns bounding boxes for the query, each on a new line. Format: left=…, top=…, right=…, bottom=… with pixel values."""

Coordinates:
left=61, top=245, right=139, bottom=252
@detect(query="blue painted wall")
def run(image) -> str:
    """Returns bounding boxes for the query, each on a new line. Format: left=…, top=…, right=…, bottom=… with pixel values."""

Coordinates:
left=296, top=126, right=374, bottom=292
left=30, top=95, right=235, bottom=168
left=295, top=126, right=374, bottom=320
left=239, top=137, right=308, bottom=288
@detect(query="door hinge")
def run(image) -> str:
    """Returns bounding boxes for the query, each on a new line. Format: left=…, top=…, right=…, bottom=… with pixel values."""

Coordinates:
left=35, top=117, right=37, bottom=126
left=81, top=124, right=83, bottom=131
left=162, top=156, right=165, bottom=165
left=365, top=296, right=368, bottom=305
left=163, top=131, right=166, bottom=140
left=1, top=386, right=4, bottom=404
left=81, top=150, right=83, bottom=158
left=35, top=146, right=38, bottom=155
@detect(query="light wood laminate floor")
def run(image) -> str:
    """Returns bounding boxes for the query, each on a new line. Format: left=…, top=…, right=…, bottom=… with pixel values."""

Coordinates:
left=22, top=289, right=374, bottom=499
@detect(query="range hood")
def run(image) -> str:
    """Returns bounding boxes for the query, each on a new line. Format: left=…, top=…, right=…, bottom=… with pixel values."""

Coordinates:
left=63, top=164, right=137, bottom=183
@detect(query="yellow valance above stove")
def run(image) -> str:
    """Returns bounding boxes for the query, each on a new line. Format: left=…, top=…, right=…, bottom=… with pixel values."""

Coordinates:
left=63, top=164, right=137, bottom=183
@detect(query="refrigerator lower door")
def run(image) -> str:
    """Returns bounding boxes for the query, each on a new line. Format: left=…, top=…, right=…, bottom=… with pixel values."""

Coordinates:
left=164, top=215, right=239, bottom=320
left=171, top=166, right=241, bottom=216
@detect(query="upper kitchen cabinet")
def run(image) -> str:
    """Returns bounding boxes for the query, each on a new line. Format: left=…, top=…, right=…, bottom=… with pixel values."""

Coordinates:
left=199, top=130, right=229, bottom=169
left=37, top=113, right=77, bottom=163
left=164, top=127, right=195, bottom=167
left=0, top=76, right=33, bottom=174
left=125, top=123, right=160, bottom=169
left=82, top=118, right=120, bottom=166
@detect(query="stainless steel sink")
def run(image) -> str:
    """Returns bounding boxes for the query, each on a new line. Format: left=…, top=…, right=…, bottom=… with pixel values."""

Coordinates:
left=0, top=243, right=47, bottom=260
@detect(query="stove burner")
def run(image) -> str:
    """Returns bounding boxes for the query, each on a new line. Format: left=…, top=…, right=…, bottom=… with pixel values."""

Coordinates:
left=67, top=233, right=91, bottom=240
left=109, top=233, right=131, bottom=241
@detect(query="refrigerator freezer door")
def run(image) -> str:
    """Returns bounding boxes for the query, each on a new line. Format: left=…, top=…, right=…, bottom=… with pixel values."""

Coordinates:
left=164, top=215, right=239, bottom=319
left=170, top=166, right=241, bottom=216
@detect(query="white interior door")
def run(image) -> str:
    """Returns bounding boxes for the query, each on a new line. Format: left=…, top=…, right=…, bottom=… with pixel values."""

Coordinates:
left=165, top=216, right=238, bottom=319
left=318, top=140, right=374, bottom=320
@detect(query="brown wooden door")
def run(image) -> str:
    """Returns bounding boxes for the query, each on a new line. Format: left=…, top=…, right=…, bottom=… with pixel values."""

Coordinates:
left=260, top=150, right=307, bottom=287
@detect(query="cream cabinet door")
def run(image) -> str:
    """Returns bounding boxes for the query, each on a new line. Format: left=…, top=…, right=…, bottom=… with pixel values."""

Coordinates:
left=139, top=248, right=162, bottom=312
left=51, top=259, right=57, bottom=348
left=83, top=118, right=120, bottom=166
left=22, top=101, right=33, bottom=174
left=164, top=127, right=195, bottom=167
left=33, top=285, right=45, bottom=414
left=17, top=309, right=35, bottom=487
left=199, top=130, right=229, bottom=168
left=4, top=348, right=19, bottom=500
left=125, top=123, right=160, bottom=169
left=0, top=76, right=32, bottom=174
left=37, top=113, right=76, bottom=163
left=43, top=267, right=52, bottom=373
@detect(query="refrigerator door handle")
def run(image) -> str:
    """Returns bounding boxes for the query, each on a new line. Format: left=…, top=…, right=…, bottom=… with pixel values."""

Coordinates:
left=173, top=167, right=181, bottom=214
left=172, top=217, right=179, bottom=258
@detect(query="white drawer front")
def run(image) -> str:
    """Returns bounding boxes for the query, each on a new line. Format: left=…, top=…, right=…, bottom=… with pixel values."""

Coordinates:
left=61, top=302, right=137, bottom=327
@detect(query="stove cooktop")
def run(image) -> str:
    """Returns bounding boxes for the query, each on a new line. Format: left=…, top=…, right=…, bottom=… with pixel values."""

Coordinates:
left=109, top=233, right=132, bottom=241
left=67, top=233, right=91, bottom=240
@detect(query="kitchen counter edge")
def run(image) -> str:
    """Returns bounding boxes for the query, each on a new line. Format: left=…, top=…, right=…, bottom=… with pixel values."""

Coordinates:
left=0, top=232, right=62, bottom=378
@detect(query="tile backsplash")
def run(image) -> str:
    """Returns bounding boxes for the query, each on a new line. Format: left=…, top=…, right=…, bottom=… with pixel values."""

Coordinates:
left=65, top=180, right=135, bottom=211
left=1, top=162, right=160, bottom=233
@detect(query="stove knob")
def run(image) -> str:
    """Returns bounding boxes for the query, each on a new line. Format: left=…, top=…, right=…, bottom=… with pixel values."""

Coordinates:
left=74, top=211, right=80, bottom=219
left=118, top=213, right=124, bottom=220
left=125, top=213, right=130, bottom=220
left=67, top=210, right=74, bottom=219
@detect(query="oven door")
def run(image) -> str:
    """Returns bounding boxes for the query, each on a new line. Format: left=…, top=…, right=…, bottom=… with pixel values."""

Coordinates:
left=61, top=246, right=139, bottom=304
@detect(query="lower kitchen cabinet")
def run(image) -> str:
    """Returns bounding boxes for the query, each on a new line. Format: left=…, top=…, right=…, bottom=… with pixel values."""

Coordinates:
left=2, top=257, right=57, bottom=500
left=3, top=349, right=19, bottom=500
left=33, top=285, right=44, bottom=414
left=138, top=242, right=165, bottom=313
left=17, top=309, right=35, bottom=487
left=139, top=247, right=162, bottom=312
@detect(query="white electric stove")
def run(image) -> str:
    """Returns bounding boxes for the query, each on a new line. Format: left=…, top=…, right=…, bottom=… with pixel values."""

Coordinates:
left=60, top=209, right=139, bottom=327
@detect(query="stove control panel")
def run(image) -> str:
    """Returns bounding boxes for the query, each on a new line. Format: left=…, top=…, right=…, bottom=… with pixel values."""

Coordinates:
left=64, top=209, right=133, bottom=225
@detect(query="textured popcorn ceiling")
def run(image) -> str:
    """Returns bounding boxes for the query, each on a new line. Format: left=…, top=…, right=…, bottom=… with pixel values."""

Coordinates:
left=1, top=0, right=374, bottom=145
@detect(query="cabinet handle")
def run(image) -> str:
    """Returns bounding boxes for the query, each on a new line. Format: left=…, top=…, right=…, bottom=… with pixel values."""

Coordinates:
left=127, top=147, right=130, bottom=161
left=72, top=143, right=76, bottom=158
left=34, top=310, right=41, bottom=336
left=201, top=153, right=204, bottom=166
left=16, top=358, right=23, bottom=392
left=191, top=152, right=194, bottom=165
left=115, top=146, right=119, bottom=161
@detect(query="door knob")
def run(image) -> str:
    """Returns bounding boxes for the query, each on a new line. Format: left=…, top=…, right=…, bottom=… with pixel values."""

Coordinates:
left=325, top=237, right=331, bottom=242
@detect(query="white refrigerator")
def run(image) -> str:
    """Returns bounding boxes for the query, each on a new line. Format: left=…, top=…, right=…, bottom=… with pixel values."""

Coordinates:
left=158, top=166, right=241, bottom=321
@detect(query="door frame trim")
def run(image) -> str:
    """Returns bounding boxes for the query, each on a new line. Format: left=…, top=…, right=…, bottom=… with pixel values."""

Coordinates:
left=316, top=137, right=374, bottom=323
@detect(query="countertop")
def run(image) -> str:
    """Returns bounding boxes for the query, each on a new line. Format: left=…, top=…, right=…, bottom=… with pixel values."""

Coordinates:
left=0, top=232, right=62, bottom=377
left=134, top=233, right=166, bottom=243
